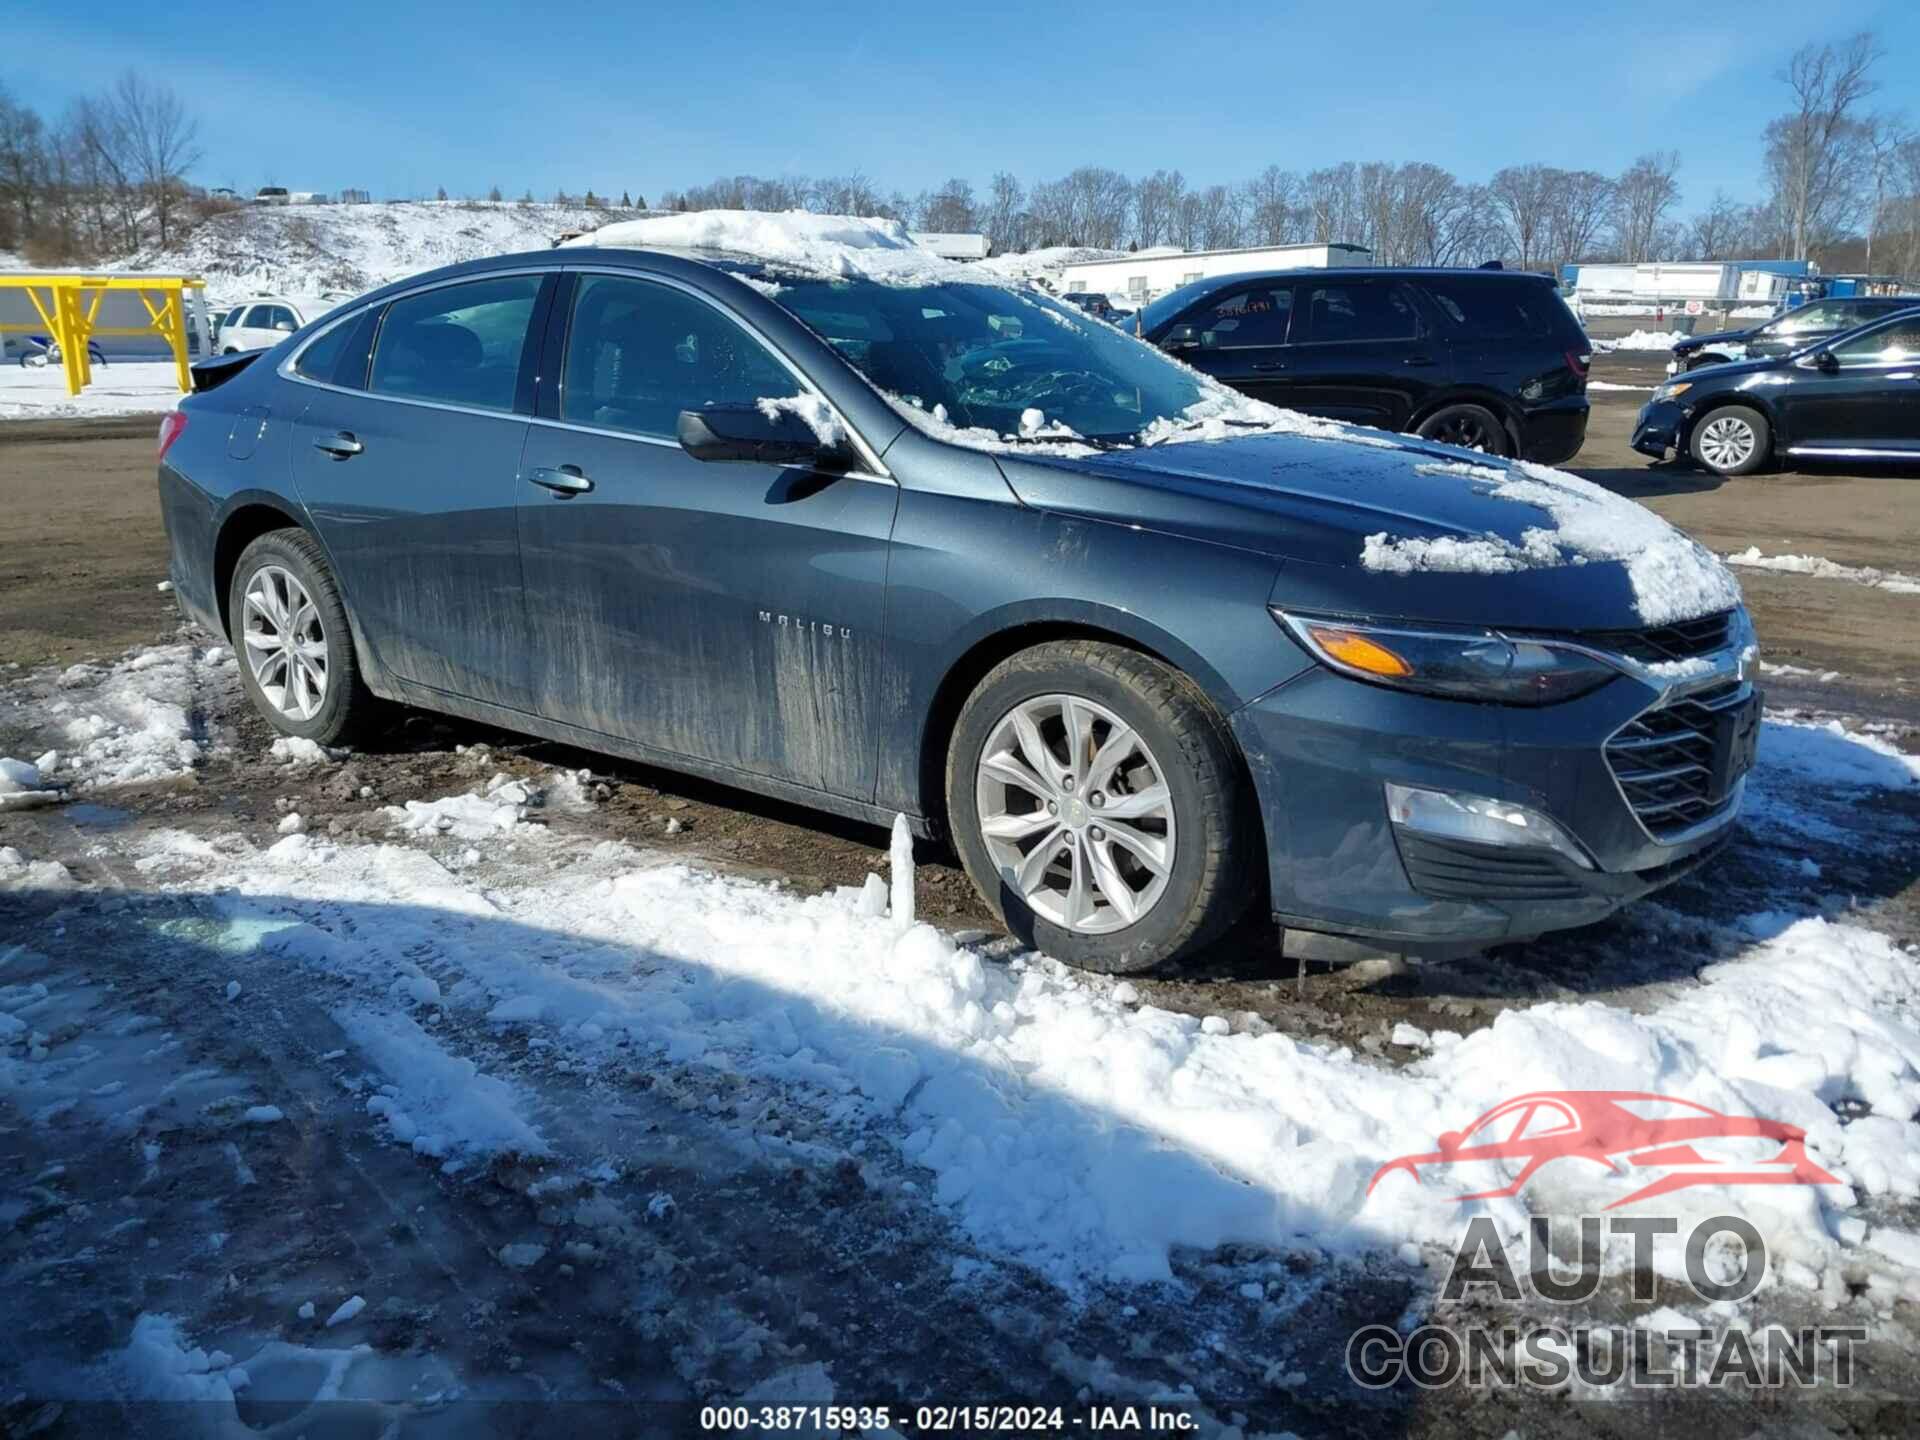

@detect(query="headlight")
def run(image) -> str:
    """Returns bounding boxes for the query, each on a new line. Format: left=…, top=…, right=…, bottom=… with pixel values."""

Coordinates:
left=1274, top=611, right=1622, bottom=706
left=1653, top=380, right=1692, bottom=402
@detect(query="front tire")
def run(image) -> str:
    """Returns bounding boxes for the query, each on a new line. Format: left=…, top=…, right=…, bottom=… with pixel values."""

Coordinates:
left=1689, top=405, right=1770, bottom=476
left=1415, top=403, right=1510, bottom=457
left=945, top=640, right=1256, bottom=974
left=228, top=529, right=379, bottom=745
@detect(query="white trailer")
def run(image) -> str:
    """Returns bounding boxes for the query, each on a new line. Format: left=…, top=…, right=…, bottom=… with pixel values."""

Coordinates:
left=1056, top=242, right=1372, bottom=305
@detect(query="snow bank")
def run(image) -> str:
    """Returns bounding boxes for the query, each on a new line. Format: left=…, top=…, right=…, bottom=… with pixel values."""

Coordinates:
left=1595, top=329, right=1690, bottom=353
left=1725, top=546, right=1920, bottom=596
left=1, top=361, right=185, bottom=420
left=116, top=713, right=1920, bottom=1296
left=1362, top=460, right=1744, bottom=625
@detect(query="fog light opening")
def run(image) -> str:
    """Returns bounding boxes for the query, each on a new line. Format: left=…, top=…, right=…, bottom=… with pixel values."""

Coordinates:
left=1385, top=783, right=1595, bottom=870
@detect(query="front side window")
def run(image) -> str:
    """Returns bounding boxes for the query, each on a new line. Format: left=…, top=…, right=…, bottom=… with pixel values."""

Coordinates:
left=1299, top=282, right=1419, bottom=344
left=1772, top=302, right=1846, bottom=336
left=238, top=305, right=268, bottom=329
left=1196, top=286, right=1292, bottom=348
left=266, top=305, right=298, bottom=333
left=1832, top=318, right=1920, bottom=366
left=768, top=274, right=1212, bottom=442
left=560, top=274, right=802, bottom=438
left=369, top=274, right=541, bottom=413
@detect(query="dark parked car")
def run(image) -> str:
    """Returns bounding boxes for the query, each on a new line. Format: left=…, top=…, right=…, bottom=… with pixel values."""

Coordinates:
left=1667, top=296, right=1917, bottom=374
left=158, top=238, right=1753, bottom=974
left=1132, top=267, right=1592, bottom=463
left=1059, top=291, right=1127, bottom=323
left=1633, top=308, right=1920, bottom=476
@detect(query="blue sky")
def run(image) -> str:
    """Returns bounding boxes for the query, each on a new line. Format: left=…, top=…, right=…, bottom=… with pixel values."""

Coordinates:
left=8, top=0, right=1916, bottom=212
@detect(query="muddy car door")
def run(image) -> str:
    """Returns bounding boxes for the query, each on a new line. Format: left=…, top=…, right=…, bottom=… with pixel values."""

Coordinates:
left=288, top=272, right=547, bottom=713
left=515, top=270, right=898, bottom=800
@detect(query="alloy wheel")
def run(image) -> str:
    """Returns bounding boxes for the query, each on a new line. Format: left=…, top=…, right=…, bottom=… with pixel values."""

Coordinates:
left=974, top=694, right=1176, bottom=934
left=242, top=564, right=329, bottom=721
left=1431, top=413, right=1495, bottom=452
left=1698, top=414, right=1756, bottom=471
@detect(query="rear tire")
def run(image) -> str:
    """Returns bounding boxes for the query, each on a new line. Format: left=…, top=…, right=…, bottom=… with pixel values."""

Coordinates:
left=228, top=529, right=380, bottom=746
left=1415, top=403, right=1510, bottom=457
left=945, top=640, right=1256, bottom=974
left=1689, top=405, right=1770, bottom=477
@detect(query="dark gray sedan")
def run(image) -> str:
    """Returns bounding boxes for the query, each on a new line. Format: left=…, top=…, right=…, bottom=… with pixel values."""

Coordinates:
left=158, top=232, right=1755, bottom=973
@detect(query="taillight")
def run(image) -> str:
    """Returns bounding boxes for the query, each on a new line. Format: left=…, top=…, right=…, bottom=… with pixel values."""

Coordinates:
left=1565, top=349, right=1591, bottom=378
left=157, top=410, right=188, bottom=459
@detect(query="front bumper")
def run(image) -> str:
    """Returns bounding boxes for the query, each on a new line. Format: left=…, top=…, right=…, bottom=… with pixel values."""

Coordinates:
left=1631, top=398, right=1688, bottom=460
left=1230, top=646, right=1752, bottom=951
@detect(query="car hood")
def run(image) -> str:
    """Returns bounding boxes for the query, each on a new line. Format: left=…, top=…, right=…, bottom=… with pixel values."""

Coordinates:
left=1674, top=353, right=1787, bottom=383
left=997, top=429, right=1741, bottom=632
left=1673, top=325, right=1759, bottom=353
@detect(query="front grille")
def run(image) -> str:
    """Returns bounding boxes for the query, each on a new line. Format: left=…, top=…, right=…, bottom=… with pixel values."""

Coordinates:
left=1573, top=611, right=1734, bottom=665
left=1606, top=679, right=1749, bottom=839
left=1397, top=833, right=1588, bottom=902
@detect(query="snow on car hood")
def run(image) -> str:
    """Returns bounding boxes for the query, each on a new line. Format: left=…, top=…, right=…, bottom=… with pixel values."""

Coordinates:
left=1002, top=437, right=1742, bottom=629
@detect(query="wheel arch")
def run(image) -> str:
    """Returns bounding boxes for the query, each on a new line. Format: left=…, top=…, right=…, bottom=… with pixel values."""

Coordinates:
left=1408, top=389, right=1525, bottom=455
left=1680, top=393, right=1779, bottom=457
left=212, top=498, right=309, bottom=634
left=914, top=610, right=1262, bottom=851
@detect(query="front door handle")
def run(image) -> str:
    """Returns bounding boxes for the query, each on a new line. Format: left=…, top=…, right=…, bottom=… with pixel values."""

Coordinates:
left=1402, top=355, right=1438, bottom=368
left=527, top=464, right=593, bottom=495
left=312, top=431, right=363, bottom=458
left=1250, top=361, right=1287, bottom=373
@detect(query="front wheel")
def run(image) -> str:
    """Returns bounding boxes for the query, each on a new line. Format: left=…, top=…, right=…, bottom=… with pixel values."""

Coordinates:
left=229, top=529, right=381, bottom=745
left=945, top=640, right=1256, bottom=974
left=1415, top=403, right=1510, bottom=457
left=1689, top=405, right=1770, bottom=477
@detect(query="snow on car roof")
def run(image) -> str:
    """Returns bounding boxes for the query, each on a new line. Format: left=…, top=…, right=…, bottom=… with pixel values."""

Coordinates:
left=562, top=209, right=999, bottom=288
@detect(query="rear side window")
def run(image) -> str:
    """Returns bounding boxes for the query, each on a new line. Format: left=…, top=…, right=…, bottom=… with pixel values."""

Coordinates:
left=1193, top=286, right=1292, bottom=348
left=294, top=316, right=355, bottom=381
left=1299, top=282, right=1419, bottom=343
left=370, top=275, right=542, bottom=413
left=560, top=274, right=801, bottom=438
left=1420, top=278, right=1556, bottom=340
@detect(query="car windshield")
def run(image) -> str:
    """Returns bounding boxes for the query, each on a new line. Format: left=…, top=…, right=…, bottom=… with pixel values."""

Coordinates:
left=763, top=276, right=1212, bottom=443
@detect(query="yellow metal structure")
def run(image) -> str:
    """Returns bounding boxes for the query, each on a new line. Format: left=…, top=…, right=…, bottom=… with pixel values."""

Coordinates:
left=0, top=273, right=209, bottom=397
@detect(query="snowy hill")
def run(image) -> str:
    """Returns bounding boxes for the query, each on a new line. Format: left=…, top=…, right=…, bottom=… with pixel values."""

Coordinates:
left=113, top=200, right=650, bottom=304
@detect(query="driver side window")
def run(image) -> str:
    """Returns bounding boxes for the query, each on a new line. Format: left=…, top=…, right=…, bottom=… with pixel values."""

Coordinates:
left=1194, top=286, right=1293, bottom=348
left=1832, top=319, right=1920, bottom=366
left=561, top=274, right=801, bottom=439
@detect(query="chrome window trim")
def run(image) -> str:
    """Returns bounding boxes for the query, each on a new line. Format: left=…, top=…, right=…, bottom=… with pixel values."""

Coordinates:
left=559, top=264, right=893, bottom=483
left=276, top=263, right=895, bottom=483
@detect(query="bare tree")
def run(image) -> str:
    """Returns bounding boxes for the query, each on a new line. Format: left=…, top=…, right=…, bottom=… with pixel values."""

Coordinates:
left=1542, top=169, right=1614, bottom=271
left=1611, top=151, right=1681, bottom=261
left=1132, top=169, right=1185, bottom=249
left=809, top=173, right=882, bottom=215
left=980, top=171, right=1027, bottom=254
left=0, top=83, right=50, bottom=252
left=102, top=70, right=202, bottom=248
left=920, top=177, right=977, bottom=233
left=1487, top=163, right=1553, bottom=267
left=1302, top=162, right=1359, bottom=244
left=1687, top=190, right=1752, bottom=259
left=1763, top=31, right=1883, bottom=259
left=1861, top=114, right=1912, bottom=274
left=1238, top=165, right=1300, bottom=246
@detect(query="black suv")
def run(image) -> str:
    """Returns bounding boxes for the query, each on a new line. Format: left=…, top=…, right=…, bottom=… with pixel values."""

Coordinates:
left=1668, top=296, right=1918, bottom=373
left=1134, top=267, right=1591, bottom=463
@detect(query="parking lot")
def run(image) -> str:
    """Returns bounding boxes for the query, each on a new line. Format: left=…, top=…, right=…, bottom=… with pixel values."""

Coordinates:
left=4, top=352, right=1920, bottom=1435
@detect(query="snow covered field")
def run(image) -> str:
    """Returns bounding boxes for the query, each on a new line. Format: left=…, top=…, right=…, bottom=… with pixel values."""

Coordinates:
left=0, top=361, right=184, bottom=420
left=4, top=637, right=1920, bottom=1425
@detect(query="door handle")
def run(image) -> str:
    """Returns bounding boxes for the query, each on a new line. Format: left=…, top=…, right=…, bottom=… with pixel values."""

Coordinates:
left=1250, top=361, right=1287, bottom=373
left=527, top=464, right=593, bottom=495
left=312, top=431, right=363, bottom=458
left=1402, top=355, right=1438, bottom=368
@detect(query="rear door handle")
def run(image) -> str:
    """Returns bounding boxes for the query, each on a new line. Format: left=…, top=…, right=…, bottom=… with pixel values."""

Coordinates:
left=1402, top=355, right=1438, bottom=368
left=312, top=431, right=363, bottom=458
left=527, top=464, right=593, bottom=495
left=1250, top=361, right=1287, bottom=373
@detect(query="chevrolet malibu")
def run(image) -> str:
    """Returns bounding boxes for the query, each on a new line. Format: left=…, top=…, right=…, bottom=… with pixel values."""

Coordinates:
left=157, top=217, right=1757, bottom=974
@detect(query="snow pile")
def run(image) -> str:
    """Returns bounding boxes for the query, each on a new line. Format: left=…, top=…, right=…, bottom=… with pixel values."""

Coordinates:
left=382, top=773, right=540, bottom=838
left=0, top=361, right=186, bottom=420
left=0, top=843, right=74, bottom=890
left=0, top=756, right=60, bottom=811
left=1, top=644, right=237, bottom=790
left=1361, top=460, right=1744, bottom=625
left=974, top=245, right=1127, bottom=286
left=1725, top=546, right=1920, bottom=596
left=269, top=735, right=342, bottom=765
left=118, top=199, right=647, bottom=301
left=120, top=714, right=1920, bottom=1295
left=1595, top=329, right=1690, bottom=353
left=112, top=1312, right=373, bottom=1420
left=757, top=393, right=845, bottom=447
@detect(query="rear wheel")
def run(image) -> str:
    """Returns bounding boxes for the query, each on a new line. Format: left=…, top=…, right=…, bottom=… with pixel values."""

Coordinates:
left=1689, top=405, right=1770, bottom=477
left=1415, top=403, right=1510, bottom=457
left=228, top=529, right=380, bottom=745
left=945, top=640, right=1256, bottom=974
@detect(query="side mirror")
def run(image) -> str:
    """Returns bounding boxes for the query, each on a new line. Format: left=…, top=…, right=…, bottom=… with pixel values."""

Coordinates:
left=274, top=319, right=295, bottom=332
left=1813, top=349, right=1839, bottom=373
left=677, top=404, right=831, bottom=468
